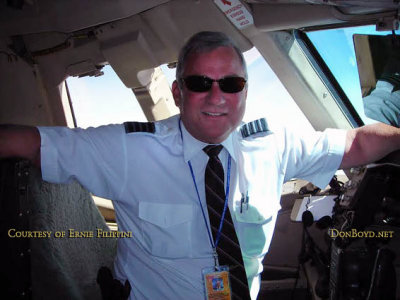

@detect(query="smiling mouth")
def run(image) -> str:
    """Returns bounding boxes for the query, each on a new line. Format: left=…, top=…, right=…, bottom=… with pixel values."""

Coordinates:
left=203, top=112, right=227, bottom=117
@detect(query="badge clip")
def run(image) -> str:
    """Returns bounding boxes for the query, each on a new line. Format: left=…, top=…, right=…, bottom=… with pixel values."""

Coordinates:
left=240, top=191, right=249, bottom=213
left=213, top=248, right=220, bottom=270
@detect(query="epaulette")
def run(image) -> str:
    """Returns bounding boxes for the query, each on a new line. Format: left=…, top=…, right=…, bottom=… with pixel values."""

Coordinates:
left=240, top=118, right=270, bottom=138
left=124, top=121, right=155, bottom=134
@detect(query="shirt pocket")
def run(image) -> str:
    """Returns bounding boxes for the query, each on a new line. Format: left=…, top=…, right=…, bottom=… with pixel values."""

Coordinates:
left=233, top=205, right=277, bottom=258
left=138, top=202, right=193, bottom=258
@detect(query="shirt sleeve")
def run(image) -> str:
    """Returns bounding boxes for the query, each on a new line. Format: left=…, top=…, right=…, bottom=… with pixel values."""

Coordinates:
left=363, top=80, right=400, bottom=127
left=38, top=125, right=127, bottom=200
left=279, top=127, right=346, bottom=188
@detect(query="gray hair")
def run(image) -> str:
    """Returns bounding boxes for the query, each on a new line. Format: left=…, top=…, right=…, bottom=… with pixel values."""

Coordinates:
left=176, top=31, right=247, bottom=87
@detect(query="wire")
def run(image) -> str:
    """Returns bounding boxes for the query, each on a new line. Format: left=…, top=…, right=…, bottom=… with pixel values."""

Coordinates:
left=292, top=223, right=307, bottom=300
left=31, top=39, right=71, bottom=57
left=366, top=248, right=382, bottom=300
left=0, top=50, right=18, bottom=62
left=290, top=258, right=301, bottom=300
left=29, top=31, right=95, bottom=58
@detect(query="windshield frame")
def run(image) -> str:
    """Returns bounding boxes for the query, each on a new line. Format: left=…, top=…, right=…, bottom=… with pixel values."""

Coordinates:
left=293, top=29, right=364, bottom=128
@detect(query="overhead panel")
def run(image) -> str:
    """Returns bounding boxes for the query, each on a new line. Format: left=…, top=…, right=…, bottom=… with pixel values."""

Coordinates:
left=249, top=1, right=399, bottom=32
left=96, top=0, right=253, bottom=88
left=214, top=0, right=254, bottom=30
left=252, top=4, right=341, bottom=31
left=0, top=0, right=170, bottom=36
left=96, top=16, right=160, bottom=88
left=147, top=0, right=253, bottom=58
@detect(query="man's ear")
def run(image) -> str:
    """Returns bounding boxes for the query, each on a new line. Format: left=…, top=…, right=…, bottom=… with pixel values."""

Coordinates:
left=172, top=80, right=182, bottom=107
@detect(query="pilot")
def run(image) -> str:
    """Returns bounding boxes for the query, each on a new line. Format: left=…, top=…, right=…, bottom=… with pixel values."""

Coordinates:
left=1, top=31, right=400, bottom=300
left=363, top=72, right=400, bottom=127
left=363, top=49, right=400, bottom=127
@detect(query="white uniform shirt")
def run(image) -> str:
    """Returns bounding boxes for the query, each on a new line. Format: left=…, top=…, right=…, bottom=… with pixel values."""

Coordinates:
left=38, top=114, right=346, bottom=300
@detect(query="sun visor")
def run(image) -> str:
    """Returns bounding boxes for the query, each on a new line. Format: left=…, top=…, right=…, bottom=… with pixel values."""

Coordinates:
left=97, top=16, right=161, bottom=88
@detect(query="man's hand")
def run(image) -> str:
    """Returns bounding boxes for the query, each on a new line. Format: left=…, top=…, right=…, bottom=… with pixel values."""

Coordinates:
left=340, top=122, right=400, bottom=169
left=0, top=125, right=41, bottom=167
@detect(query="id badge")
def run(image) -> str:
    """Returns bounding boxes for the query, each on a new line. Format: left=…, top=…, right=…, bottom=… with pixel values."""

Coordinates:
left=202, top=265, right=231, bottom=300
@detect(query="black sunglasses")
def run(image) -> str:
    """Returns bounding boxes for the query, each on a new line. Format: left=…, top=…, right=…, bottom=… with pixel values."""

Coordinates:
left=182, top=75, right=247, bottom=93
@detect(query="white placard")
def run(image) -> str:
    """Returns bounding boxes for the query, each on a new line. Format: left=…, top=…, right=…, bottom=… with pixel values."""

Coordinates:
left=290, top=195, right=337, bottom=222
left=214, top=0, right=254, bottom=30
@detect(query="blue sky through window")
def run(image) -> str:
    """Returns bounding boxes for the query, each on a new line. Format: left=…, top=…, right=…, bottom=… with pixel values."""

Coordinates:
left=307, top=25, right=400, bottom=124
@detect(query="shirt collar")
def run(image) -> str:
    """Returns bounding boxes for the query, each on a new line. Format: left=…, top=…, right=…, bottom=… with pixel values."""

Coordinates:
left=179, top=119, right=236, bottom=163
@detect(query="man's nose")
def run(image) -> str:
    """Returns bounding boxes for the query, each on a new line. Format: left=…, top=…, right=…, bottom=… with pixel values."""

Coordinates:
left=206, top=82, right=225, bottom=105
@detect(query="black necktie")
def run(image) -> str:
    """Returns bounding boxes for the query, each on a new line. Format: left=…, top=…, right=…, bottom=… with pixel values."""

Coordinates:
left=203, top=145, right=251, bottom=300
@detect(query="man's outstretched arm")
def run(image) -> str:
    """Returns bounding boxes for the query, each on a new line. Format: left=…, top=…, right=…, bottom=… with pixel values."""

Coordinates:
left=0, top=125, right=41, bottom=167
left=340, top=122, right=400, bottom=169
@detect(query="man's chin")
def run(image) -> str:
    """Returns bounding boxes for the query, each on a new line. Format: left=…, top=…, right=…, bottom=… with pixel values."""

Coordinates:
left=200, top=130, right=231, bottom=144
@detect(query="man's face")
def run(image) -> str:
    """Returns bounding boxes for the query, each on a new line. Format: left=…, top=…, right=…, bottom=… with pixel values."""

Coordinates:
left=172, top=46, right=247, bottom=144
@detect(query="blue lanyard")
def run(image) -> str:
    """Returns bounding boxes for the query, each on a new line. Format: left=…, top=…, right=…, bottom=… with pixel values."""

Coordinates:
left=178, top=119, right=231, bottom=250
left=188, top=156, right=231, bottom=249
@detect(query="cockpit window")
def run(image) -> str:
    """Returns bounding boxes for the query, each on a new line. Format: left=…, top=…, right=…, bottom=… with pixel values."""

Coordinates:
left=306, top=25, right=400, bottom=125
left=242, top=47, right=313, bottom=132
left=66, top=65, right=146, bottom=128
left=68, top=47, right=312, bottom=132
